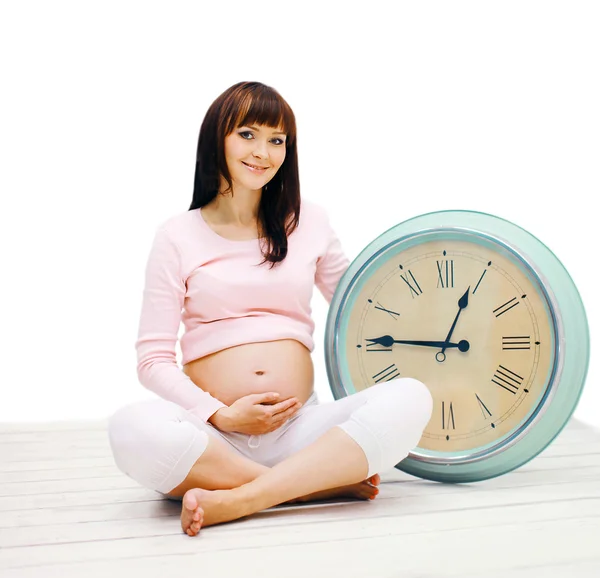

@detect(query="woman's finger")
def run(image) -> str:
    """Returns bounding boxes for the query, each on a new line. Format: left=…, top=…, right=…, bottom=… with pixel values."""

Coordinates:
left=270, top=398, right=299, bottom=415
left=273, top=402, right=302, bottom=423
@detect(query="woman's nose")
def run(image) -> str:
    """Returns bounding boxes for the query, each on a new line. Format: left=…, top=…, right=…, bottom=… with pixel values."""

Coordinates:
left=253, top=139, right=269, bottom=157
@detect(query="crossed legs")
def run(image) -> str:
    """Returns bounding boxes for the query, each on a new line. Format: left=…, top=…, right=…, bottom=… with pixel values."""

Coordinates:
left=163, top=412, right=383, bottom=535
left=108, top=378, right=433, bottom=536
left=175, top=425, right=379, bottom=535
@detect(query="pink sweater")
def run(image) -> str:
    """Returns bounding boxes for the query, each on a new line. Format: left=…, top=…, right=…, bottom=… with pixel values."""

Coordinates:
left=135, top=199, right=350, bottom=422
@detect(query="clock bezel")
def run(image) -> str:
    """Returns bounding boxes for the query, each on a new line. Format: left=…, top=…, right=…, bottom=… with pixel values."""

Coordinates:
left=324, top=210, right=589, bottom=482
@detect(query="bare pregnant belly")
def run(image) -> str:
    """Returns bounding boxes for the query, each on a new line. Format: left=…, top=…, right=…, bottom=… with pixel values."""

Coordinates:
left=182, top=339, right=315, bottom=407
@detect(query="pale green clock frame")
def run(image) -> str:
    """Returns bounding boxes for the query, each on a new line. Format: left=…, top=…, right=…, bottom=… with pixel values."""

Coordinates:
left=324, top=210, right=590, bottom=483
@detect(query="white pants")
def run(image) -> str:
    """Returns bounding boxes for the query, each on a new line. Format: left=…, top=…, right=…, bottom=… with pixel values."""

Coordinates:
left=108, top=378, right=433, bottom=496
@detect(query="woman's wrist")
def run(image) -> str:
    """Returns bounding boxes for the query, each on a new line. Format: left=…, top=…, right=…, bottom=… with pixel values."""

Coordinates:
left=208, top=406, right=233, bottom=431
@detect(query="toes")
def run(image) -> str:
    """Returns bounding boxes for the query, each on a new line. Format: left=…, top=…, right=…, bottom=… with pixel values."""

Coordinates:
left=183, top=491, right=198, bottom=511
left=355, top=483, right=379, bottom=500
left=192, top=512, right=204, bottom=533
left=366, top=486, right=379, bottom=499
left=186, top=521, right=200, bottom=537
left=369, top=474, right=381, bottom=486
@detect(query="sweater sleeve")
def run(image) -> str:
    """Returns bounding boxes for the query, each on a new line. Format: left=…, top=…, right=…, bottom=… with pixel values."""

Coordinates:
left=135, top=227, right=227, bottom=422
left=315, top=209, right=351, bottom=304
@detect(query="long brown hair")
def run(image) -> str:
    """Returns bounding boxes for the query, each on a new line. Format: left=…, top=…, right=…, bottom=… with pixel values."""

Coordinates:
left=189, top=81, right=300, bottom=268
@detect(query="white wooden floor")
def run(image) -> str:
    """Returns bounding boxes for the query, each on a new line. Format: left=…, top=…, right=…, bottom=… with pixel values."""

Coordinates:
left=0, top=418, right=599, bottom=578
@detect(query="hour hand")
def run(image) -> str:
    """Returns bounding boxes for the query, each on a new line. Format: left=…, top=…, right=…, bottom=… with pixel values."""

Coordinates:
left=366, top=335, right=470, bottom=351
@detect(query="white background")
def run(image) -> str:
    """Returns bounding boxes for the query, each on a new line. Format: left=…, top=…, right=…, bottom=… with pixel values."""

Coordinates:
left=1, top=1, right=597, bottom=428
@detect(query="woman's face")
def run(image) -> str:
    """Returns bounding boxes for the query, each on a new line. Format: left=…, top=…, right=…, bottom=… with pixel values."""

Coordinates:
left=223, top=123, right=287, bottom=193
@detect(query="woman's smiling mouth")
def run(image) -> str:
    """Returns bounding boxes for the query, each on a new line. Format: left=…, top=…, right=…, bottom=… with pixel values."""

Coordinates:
left=242, top=161, right=269, bottom=173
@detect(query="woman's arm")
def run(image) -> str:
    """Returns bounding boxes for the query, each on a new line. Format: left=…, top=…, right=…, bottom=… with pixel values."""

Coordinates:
left=315, top=208, right=351, bottom=304
left=135, top=227, right=227, bottom=422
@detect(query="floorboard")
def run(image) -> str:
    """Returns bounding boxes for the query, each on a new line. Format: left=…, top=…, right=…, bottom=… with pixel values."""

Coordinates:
left=0, top=417, right=598, bottom=577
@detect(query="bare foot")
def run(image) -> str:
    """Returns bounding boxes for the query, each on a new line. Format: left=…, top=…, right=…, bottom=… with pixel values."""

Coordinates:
left=181, top=489, right=204, bottom=537
left=180, top=474, right=382, bottom=536
left=180, top=487, right=242, bottom=536
left=288, top=473, right=381, bottom=504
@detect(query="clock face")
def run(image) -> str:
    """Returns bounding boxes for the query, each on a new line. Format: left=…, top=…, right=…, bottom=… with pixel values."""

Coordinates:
left=340, top=231, right=558, bottom=460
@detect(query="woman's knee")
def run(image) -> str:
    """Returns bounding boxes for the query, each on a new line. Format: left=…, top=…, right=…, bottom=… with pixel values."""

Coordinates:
left=108, top=400, right=166, bottom=472
left=399, top=377, right=433, bottom=425
left=345, top=378, right=433, bottom=475
left=107, top=399, right=210, bottom=492
left=373, top=377, right=434, bottom=427
left=108, top=399, right=176, bottom=454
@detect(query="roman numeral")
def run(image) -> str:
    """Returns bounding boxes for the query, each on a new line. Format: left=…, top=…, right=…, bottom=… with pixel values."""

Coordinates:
left=442, top=401, right=456, bottom=430
left=372, top=363, right=400, bottom=383
left=502, top=336, right=532, bottom=350
left=400, top=269, right=423, bottom=298
left=373, top=301, right=400, bottom=320
left=436, top=260, right=454, bottom=288
left=494, top=297, right=520, bottom=317
left=475, top=394, right=492, bottom=419
left=492, top=365, right=524, bottom=394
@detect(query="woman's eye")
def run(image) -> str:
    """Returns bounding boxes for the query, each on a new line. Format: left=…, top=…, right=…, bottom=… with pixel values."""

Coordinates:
left=238, top=131, right=285, bottom=145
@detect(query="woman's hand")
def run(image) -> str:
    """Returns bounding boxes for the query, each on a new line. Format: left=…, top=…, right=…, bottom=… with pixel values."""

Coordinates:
left=209, top=392, right=303, bottom=435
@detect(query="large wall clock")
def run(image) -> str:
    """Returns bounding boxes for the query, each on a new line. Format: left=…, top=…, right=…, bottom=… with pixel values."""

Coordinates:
left=324, top=210, right=589, bottom=483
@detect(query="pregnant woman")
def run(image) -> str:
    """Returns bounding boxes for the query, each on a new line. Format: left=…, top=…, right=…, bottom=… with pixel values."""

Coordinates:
left=108, top=81, right=433, bottom=537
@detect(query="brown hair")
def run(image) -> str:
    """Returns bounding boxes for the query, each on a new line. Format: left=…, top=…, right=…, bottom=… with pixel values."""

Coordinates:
left=189, top=81, right=300, bottom=268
